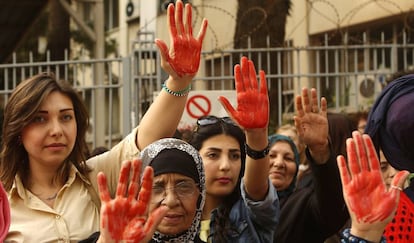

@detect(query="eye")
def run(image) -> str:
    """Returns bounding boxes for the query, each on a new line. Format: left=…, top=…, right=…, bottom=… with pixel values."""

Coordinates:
left=206, top=152, right=218, bottom=159
left=152, top=184, right=165, bottom=195
left=269, top=153, right=277, bottom=159
left=285, top=156, right=295, bottom=163
left=61, top=113, right=74, bottom=122
left=32, top=115, right=46, bottom=123
left=229, top=152, right=241, bottom=161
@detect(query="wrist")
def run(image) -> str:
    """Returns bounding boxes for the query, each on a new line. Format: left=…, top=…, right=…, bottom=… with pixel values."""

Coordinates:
left=162, top=80, right=191, bottom=97
left=341, top=228, right=386, bottom=243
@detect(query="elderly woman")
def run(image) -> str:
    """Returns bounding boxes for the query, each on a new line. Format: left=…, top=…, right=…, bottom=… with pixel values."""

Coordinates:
left=83, top=138, right=205, bottom=243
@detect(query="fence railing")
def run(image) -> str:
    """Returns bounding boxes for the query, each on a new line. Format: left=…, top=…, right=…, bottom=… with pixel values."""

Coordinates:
left=1, top=38, right=413, bottom=149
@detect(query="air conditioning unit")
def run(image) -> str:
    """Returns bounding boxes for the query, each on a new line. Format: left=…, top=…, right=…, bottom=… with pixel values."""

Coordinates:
left=348, top=70, right=389, bottom=110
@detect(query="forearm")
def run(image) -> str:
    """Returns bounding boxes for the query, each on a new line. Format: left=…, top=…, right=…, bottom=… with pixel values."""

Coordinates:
left=137, top=76, right=189, bottom=150
left=243, top=128, right=270, bottom=201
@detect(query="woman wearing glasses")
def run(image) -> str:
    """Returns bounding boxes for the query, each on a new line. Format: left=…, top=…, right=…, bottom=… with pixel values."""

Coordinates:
left=189, top=56, right=279, bottom=242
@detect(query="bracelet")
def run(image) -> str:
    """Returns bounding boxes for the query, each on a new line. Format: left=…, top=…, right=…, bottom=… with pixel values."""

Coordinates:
left=245, top=143, right=270, bottom=160
left=340, top=228, right=386, bottom=243
left=162, top=81, right=191, bottom=97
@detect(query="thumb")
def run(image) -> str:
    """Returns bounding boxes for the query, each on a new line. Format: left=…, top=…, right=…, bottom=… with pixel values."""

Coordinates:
left=389, top=170, right=409, bottom=199
left=218, top=96, right=238, bottom=122
left=143, top=206, right=168, bottom=242
left=154, top=39, right=170, bottom=62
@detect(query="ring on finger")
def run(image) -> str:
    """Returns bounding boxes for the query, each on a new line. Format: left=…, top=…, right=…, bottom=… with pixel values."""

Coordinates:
left=390, top=185, right=403, bottom=191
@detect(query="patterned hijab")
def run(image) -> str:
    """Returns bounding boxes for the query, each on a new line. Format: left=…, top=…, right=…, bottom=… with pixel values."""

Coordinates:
left=140, top=138, right=206, bottom=243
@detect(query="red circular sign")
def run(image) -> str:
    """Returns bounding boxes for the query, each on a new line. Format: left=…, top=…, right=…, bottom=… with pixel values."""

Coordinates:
left=186, top=95, right=211, bottom=119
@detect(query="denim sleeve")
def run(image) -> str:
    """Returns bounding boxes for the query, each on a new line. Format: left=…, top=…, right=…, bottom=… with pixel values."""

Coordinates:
left=240, top=178, right=280, bottom=227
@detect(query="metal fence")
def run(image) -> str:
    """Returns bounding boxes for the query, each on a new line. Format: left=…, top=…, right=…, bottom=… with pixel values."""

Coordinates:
left=1, top=34, right=414, bottom=149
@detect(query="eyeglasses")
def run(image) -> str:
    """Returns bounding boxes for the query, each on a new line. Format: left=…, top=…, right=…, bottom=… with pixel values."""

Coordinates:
left=196, top=116, right=236, bottom=127
left=151, top=181, right=199, bottom=204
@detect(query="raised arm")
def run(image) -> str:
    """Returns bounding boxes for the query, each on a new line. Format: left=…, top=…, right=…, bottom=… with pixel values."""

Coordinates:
left=337, top=131, right=408, bottom=242
left=218, top=56, right=270, bottom=201
left=96, top=159, right=167, bottom=243
left=137, top=0, right=208, bottom=150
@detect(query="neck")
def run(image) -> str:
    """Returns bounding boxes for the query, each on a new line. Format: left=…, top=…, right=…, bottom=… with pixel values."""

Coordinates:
left=202, top=193, right=223, bottom=220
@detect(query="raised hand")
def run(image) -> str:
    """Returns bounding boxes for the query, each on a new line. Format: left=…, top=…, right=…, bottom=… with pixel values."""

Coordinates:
left=155, top=0, right=208, bottom=81
left=97, top=159, right=167, bottom=243
left=218, top=56, right=269, bottom=129
left=337, top=131, right=409, bottom=240
left=294, top=88, right=328, bottom=161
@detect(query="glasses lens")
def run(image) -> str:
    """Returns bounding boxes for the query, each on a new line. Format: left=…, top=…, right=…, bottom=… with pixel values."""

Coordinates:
left=197, top=116, right=236, bottom=127
left=151, top=181, right=198, bottom=204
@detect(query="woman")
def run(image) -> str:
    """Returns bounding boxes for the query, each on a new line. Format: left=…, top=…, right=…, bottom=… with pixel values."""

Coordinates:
left=1, top=0, right=208, bottom=241
left=365, top=73, right=414, bottom=242
left=272, top=88, right=349, bottom=243
left=86, top=138, right=205, bottom=243
left=189, top=56, right=279, bottom=242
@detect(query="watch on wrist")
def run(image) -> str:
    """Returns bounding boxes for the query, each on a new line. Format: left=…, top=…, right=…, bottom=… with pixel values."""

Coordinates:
left=245, top=143, right=270, bottom=160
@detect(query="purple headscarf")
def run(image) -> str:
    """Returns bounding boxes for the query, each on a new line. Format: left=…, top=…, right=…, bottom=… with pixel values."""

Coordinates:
left=365, top=74, right=414, bottom=172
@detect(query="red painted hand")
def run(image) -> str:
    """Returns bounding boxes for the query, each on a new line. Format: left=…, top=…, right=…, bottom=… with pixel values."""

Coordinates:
left=155, top=0, right=208, bottom=79
left=218, top=56, right=269, bottom=129
left=337, top=131, right=409, bottom=233
left=97, top=159, right=167, bottom=243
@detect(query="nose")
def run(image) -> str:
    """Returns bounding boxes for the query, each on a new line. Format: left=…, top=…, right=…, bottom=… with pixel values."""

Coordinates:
left=218, top=157, right=231, bottom=171
left=160, top=188, right=180, bottom=208
left=271, top=155, right=285, bottom=169
left=49, top=118, right=63, bottom=137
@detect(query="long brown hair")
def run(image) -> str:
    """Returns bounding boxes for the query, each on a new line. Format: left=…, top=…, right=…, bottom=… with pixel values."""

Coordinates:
left=0, top=73, right=90, bottom=190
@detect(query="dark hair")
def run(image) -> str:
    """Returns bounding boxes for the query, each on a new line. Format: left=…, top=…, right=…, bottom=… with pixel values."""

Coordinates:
left=0, top=72, right=91, bottom=190
left=189, top=115, right=246, bottom=242
left=327, top=112, right=357, bottom=158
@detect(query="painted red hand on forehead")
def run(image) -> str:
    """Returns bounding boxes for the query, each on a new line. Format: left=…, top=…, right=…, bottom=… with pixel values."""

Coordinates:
left=337, top=132, right=408, bottom=225
left=219, top=56, right=269, bottom=129
left=155, top=0, right=208, bottom=78
left=98, top=159, right=167, bottom=243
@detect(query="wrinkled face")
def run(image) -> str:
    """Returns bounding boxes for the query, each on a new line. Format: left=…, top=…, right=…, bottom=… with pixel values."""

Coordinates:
left=21, top=91, right=77, bottom=172
left=149, top=173, right=200, bottom=236
left=199, top=134, right=241, bottom=199
left=268, top=141, right=297, bottom=191
left=379, top=150, right=400, bottom=189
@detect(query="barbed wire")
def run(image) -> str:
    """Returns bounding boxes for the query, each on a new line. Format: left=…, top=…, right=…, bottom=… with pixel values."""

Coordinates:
left=134, top=1, right=414, bottom=49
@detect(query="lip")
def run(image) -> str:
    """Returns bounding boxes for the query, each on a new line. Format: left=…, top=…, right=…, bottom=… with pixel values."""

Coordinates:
left=45, top=143, right=66, bottom=151
left=269, top=171, right=284, bottom=178
left=162, top=213, right=184, bottom=224
left=216, top=177, right=231, bottom=184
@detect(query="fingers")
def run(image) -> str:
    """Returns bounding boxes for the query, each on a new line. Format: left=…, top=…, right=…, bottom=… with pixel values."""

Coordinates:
left=144, top=206, right=169, bottom=240
left=116, top=160, right=132, bottom=197
left=248, top=59, right=259, bottom=90
left=234, top=64, right=244, bottom=94
left=241, top=57, right=251, bottom=90
left=389, top=170, right=409, bottom=207
left=128, top=159, right=142, bottom=200
left=363, top=134, right=380, bottom=172
left=259, top=70, right=268, bottom=95
left=302, top=88, right=311, bottom=113
left=175, top=0, right=185, bottom=35
left=196, top=19, right=208, bottom=43
left=167, top=3, right=177, bottom=38
left=154, top=39, right=170, bottom=62
left=346, top=138, right=360, bottom=176
left=337, top=155, right=351, bottom=186
left=310, top=88, right=319, bottom=113
left=353, top=131, right=369, bottom=172
left=295, top=95, right=304, bottom=117
left=136, top=166, right=154, bottom=215
left=97, top=172, right=111, bottom=203
left=184, top=2, right=192, bottom=36
left=218, top=96, right=238, bottom=123
left=320, top=97, right=327, bottom=116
